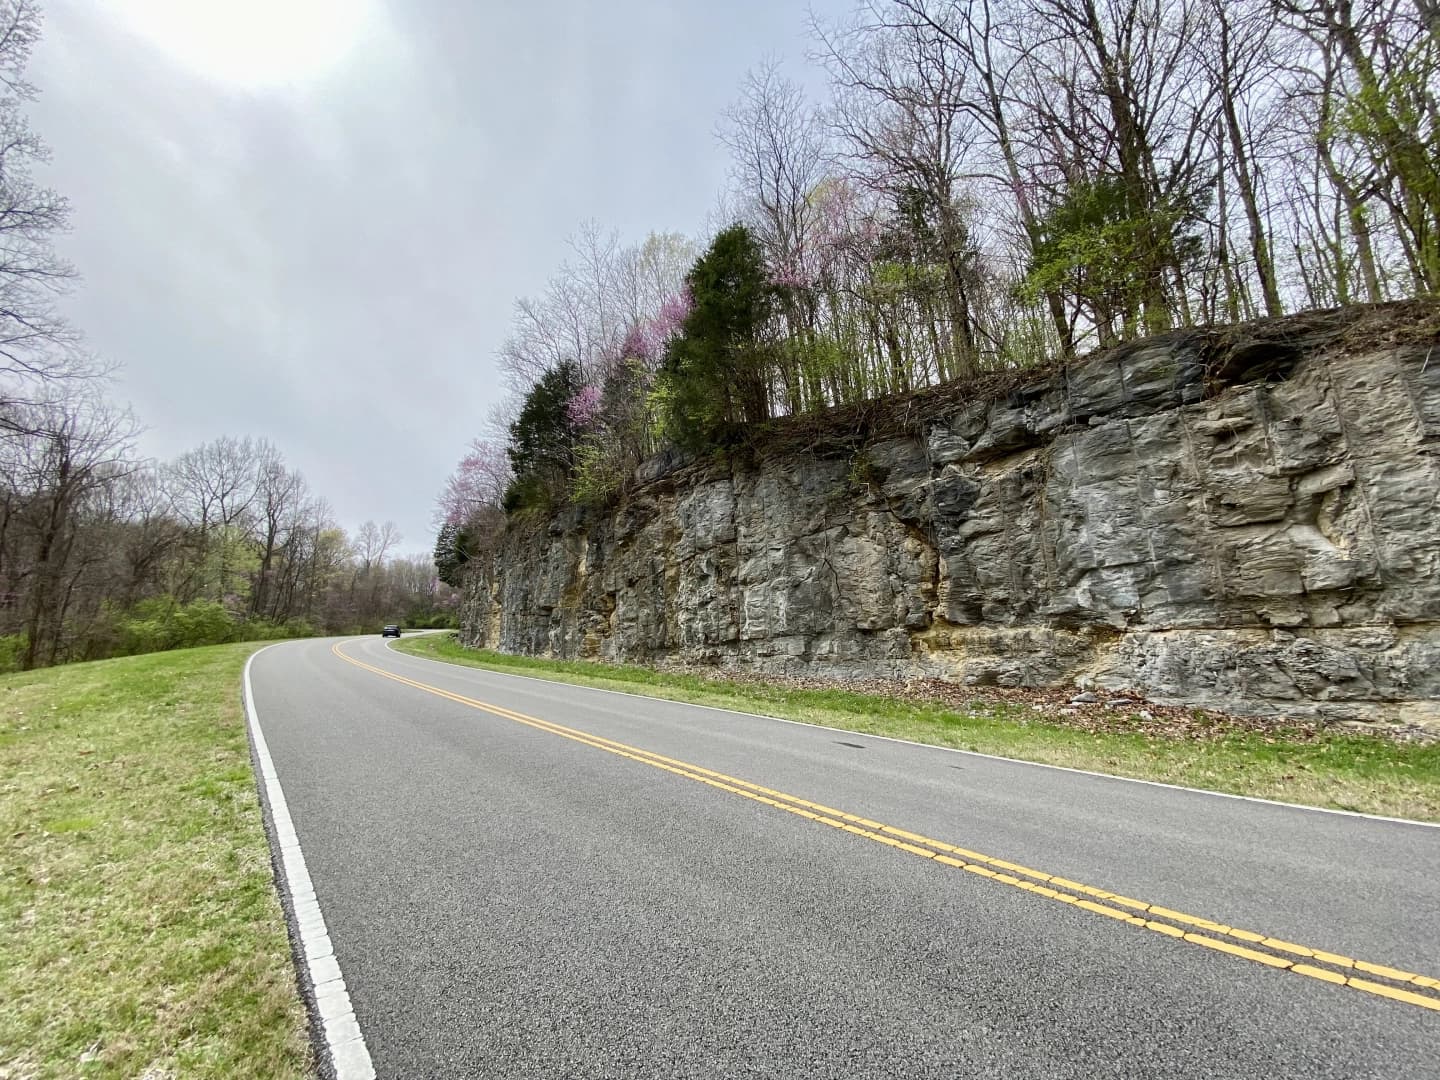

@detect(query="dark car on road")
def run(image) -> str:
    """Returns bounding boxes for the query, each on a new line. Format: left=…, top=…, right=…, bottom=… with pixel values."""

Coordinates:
left=381, top=624, right=401, bottom=638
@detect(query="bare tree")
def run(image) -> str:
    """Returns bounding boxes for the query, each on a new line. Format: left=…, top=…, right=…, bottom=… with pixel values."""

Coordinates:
left=0, top=0, right=96, bottom=408
left=568, top=219, right=626, bottom=376
left=865, top=0, right=1077, bottom=354
left=109, top=469, right=184, bottom=609
left=0, top=389, right=138, bottom=667
left=718, top=61, right=838, bottom=411
left=612, top=232, right=698, bottom=330
left=277, top=498, right=347, bottom=626
left=816, top=2, right=987, bottom=378
left=164, top=436, right=267, bottom=603
left=1193, top=0, right=1288, bottom=318
left=250, top=450, right=308, bottom=619
left=1276, top=0, right=1440, bottom=295
left=719, top=63, right=829, bottom=294
left=354, top=519, right=401, bottom=577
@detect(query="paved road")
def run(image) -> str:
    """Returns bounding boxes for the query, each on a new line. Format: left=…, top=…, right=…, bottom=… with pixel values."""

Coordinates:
left=248, top=635, right=1440, bottom=1079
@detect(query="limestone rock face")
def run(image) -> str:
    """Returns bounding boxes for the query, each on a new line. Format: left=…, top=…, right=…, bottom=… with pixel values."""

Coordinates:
left=459, top=305, right=1440, bottom=729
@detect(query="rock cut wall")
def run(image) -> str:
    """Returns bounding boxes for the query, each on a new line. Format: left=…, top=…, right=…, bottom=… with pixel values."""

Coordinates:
left=460, top=305, right=1440, bottom=729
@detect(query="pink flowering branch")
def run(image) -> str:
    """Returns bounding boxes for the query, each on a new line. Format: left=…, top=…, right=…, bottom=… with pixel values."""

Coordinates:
left=621, top=285, right=694, bottom=364
left=435, top=437, right=512, bottom=525
left=565, top=384, right=604, bottom=428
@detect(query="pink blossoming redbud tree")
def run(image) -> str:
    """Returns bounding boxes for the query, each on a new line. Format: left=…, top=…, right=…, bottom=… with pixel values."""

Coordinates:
left=436, top=437, right=511, bottom=527
left=565, top=383, right=604, bottom=428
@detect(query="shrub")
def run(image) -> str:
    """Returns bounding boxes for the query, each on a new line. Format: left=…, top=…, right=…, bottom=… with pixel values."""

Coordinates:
left=0, top=634, right=26, bottom=674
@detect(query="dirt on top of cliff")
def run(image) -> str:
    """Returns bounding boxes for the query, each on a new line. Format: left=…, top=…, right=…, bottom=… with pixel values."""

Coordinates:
left=717, top=298, right=1440, bottom=468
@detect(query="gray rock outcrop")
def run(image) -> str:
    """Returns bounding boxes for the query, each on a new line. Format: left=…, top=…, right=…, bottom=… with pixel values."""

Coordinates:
left=459, top=303, right=1440, bottom=729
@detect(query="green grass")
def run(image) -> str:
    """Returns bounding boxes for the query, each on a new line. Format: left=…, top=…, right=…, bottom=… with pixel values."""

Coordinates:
left=0, top=644, right=311, bottom=1079
left=394, top=634, right=1440, bottom=823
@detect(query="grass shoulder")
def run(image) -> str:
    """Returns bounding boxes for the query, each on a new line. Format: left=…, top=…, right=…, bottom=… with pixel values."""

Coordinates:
left=0, top=642, right=311, bottom=1079
left=392, top=634, right=1440, bottom=823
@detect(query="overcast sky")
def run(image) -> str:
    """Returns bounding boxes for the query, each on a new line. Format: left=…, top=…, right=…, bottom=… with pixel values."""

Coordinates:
left=27, top=0, right=838, bottom=555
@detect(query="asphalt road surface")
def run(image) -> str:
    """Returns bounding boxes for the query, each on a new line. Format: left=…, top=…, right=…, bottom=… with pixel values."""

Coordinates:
left=248, top=635, right=1440, bottom=1079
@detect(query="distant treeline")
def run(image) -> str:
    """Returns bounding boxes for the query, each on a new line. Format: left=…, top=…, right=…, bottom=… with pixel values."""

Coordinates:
left=0, top=420, right=458, bottom=671
left=0, top=2, right=455, bottom=670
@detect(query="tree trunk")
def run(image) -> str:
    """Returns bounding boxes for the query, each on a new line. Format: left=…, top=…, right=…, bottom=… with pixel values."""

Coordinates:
left=1216, top=8, right=1282, bottom=317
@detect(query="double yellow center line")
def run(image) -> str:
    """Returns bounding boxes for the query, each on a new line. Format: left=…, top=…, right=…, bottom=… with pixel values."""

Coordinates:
left=332, top=641, right=1440, bottom=1014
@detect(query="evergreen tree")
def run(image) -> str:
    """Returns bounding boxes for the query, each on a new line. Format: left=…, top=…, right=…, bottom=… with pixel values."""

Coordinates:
left=663, top=225, right=776, bottom=448
left=504, top=360, right=582, bottom=509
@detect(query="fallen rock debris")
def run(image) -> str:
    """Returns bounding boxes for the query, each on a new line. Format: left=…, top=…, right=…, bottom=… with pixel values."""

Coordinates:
left=661, top=665, right=1437, bottom=746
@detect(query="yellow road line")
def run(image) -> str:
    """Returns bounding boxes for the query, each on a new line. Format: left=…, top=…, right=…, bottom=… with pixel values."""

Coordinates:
left=331, top=641, right=1440, bottom=1014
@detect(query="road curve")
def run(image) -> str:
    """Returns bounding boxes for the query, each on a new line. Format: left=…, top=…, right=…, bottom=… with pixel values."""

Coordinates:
left=248, top=635, right=1440, bottom=1079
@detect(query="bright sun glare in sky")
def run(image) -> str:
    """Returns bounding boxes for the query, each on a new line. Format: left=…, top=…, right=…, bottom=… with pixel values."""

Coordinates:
left=110, top=0, right=375, bottom=88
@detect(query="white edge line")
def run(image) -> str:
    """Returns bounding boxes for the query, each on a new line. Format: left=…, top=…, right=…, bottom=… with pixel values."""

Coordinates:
left=381, top=637, right=1440, bottom=831
left=245, top=643, right=377, bottom=1080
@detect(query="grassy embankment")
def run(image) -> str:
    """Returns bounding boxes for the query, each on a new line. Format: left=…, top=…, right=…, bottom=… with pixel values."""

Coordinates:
left=0, top=644, right=310, bottom=1079
left=394, top=633, right=1440, bottom=822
